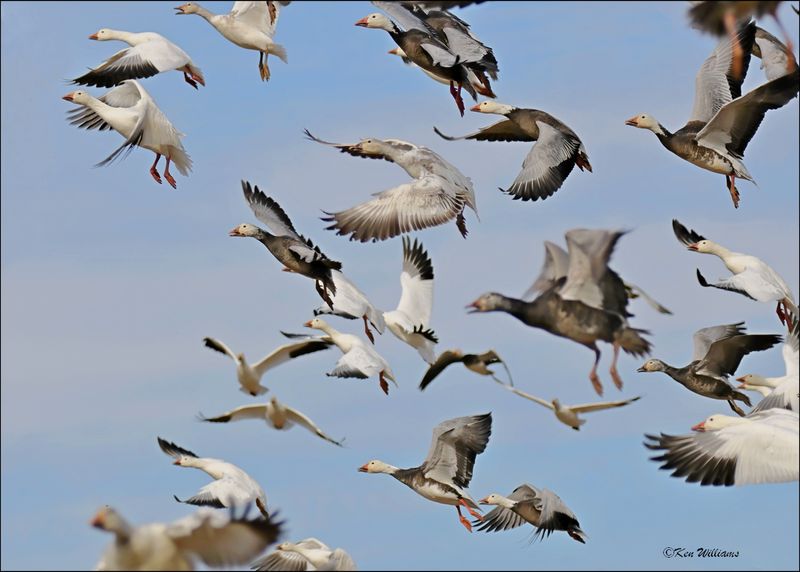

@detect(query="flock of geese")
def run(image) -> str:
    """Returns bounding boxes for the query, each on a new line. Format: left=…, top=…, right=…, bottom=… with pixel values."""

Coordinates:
left=57, top=1, right=799, bottom=570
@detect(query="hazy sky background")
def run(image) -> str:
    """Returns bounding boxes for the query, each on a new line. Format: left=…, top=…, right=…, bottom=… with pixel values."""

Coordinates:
left=2, top=1, right=798, bottom=570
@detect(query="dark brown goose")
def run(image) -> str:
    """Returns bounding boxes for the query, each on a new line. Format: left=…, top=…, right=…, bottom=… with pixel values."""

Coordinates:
left=355, top=10, right=477, bottom=115
left=435, top=101, right=592, bottom=202
left=229, top=181, right=341, bottom=308
left=358, top=413, right=491, bottom=532
left=418, top=349, right=513, bottom=390
left=626, top=22, right=799, bottom=208
left=637, top=322, right=781, bottom=416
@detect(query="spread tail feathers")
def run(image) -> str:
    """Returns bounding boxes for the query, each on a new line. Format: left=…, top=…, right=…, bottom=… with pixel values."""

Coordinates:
left=268, top=43, right=288, bottom=63
left=617, top=327, right=651, bottom=358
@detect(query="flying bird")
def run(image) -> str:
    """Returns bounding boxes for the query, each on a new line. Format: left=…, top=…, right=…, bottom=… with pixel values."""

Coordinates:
left=175, top=1, right=287, bottom=81
left=418, top=349, right=512, bottom=390
left=157, top=437, right=270, bottom=518
left=435, top=101, right=592, bottom=202
left=72, top=28, right=204, bottom=88
left=91, top=506, right=282, bottom=571
left=644, top=408, right=799, bottom=486
left=358, top=413, right=492, bottom=532
left=63, top=80, right=191, bottom=188
left=737, top=317, right=799, bottom=412
left=498, top=384, right=642, bottom=431
left=625, top=22, right=799, bottom=208
left=306, top=130, right=477, bottom=242
left=672, top=219, right=797, bottom=324
left=202, top=333, right=334, bottom=397
left=230, top=181, right=342, bottom=309
left=476, top=484, right=587, bottom=544
left=199, top=395, right=344, bottom=446
left=251, top=538, right=356, bottom=571
left=637, top=322, right=781, bottom=416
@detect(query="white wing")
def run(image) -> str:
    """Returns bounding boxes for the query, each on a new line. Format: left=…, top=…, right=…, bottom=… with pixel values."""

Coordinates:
left=502, top=121, right=581, bottom=202
left=692, top=323, right=745, bottom=361
left=199, top=404, right=268, bottom=423
left=252, top=337, right=333, bottom=377
left=329, top=346, right=382, bottom=379
left=241, top=181, right=303, bottom=240
left=419, top=40, right=459, bottom=67
left=231, top=1, right=275, bottom=34
left=322, top=174, right=464, bottom=243
left=501, top=385, right=555, bottom=410
left=523, top=241, right=569, bottom=299
left=372, top=1, right=430, bottom=32
left=754, top=27, right=797, bottom=81
left=570, top=396, right=642, bottom=414
left=395, top=236, right=434, bottom=327
left=751, top=378, right=800, bottom=413
left=559, top=229, right=621, bottom=310
left=284, top=404, right=344, bottom=446
left=251, top=550, right=313, bottom=571
left=314, top=270, right=386, bottom=333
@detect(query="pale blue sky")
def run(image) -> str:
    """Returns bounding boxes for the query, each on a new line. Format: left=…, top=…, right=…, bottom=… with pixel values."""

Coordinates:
left=1, top=1, right=798, bottom=570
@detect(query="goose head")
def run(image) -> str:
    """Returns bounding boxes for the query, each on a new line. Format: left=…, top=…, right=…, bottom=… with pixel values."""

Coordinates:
left=692, top=413, right=740, bottom=432
left=735, top=373, right=769, bottom=386
left=229, top=223, right=260, bottom=238
left=466, top=292, right=505, bottom=313
left=686, top=239, right=719, bottom=254
left=175, top=3, right=199, bottom=15
left=388, top=47, right=406, bottom=57
left=62, top=90, right=91, bottom=104
left=478, top=493, right=515, bottom=508
left=625, top=113, right=666, bottom=135
left=470, top=101, right=515, bottom=115
left=304, top=317, right=329, bottom=331
left=358, top=460, right=395, bottom=474
left=637, top=359, right=667, bottom=373
left=90, top=506, right=132, bottom=538
left=88, top=28, right=116, bottom=41
left=355, top=13, right=395, bottom=32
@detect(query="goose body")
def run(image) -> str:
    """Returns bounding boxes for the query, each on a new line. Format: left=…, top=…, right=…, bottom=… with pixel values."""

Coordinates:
left=638, top=322, right=781, bottom=416
left=202, top=333, right=333, bottom=396
left=304, top=318, right=396, bottom=395
left=311, top=269, right=386, bottom=343
left=73, top=29, right=204, bottom=88
left=251, top=538, right=357, bottom=571
left=388, top=46, right=494, bottom=97
left=157, top=438, right=269, bottom=516
left=418, top=349, right=512, bottom=390
left=672, top=219, right=797, bottom=323
left=199, top=395, right=344, bottom=446
left=738, top=318, right=799, bottom=412
left=359, top=413, right=491, bottom=531
left=175, top=1, right=287, bottom=81
left=435, top=101, right=592, bottom=202
left=63, top=80, right=191, bottom=188
left=91, top=506, right=281, bottom=571
left=477, top=484, right=587, bottom=544
left=626, top=22, right=799, bottom=208
left=644, top=408, right=799, bottom=486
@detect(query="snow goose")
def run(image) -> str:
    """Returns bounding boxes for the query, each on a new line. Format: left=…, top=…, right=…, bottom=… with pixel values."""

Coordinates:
left=644, top=408, right=799, bottom=486
left=382, top=237, right=438, bottom=363
left=476, top=484, right=586, bottom=544
left=202, top=333, right=333, bottom=396
left=688, top=2, right=795, bottom=78
left=355, top=9, right=476, bottom=115
left=251, top=538, right=356, bottom=571
left=231, top=181, right=342, bottom=308
left=304, top=317, right=397, bottom=395
left=73, top=29, right=204, bottom=88
left=625, top=22, right=800, bottom=208
left=63, top=80, right=191, bottom=188
left=377, top=2, right=498, bottom=93
left=305, top=130, right=476, bottom=242
left=387, top=47, right=494, bottom=97
left=469, top=230, right=653, bottom=396
left=637, top=322, right=781, bottom=416
left=672, top=219, right=797, bottom=323
left=199, top=395, right=344, bottom=446
left=91, top=506, right=282, bottom=571
left=175, top=1, right=287, bottom=81
left=435, top=101, right=592, bottom=202
left=418, top=349, right=512, bottom=390
left=522, top=240, right=672, bottom=315
left=311, top=269, right=385, bottom=344
left=737, top=317, right=799, bottom=412
left=753, top=26, right=798, bottom=81
left=358, top=413, right=491, bottom=532
left=498, top=384, right=641, bottom=431
left=157, top=437, right=270, bottom=517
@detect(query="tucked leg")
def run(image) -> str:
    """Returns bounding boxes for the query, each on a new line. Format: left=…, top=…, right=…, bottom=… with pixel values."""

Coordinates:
left=725, top=175, right=740, bottom=209
left=379, top=372, right=389, bottom=396
left=727, top=399, right=746, bottom=417
left=164, top=156, right=177, bottom=189
left=589, top=346, right=603, bottom=397
left=255, top=498, right=270, bottom=519
left=149, top=153, right=162, bottom=184
left=455, top=505, right=472, bottom=532
left=259, top=52, right=271, bottom=81
left=609, top=341, right=623, bottom=390
left=182, top=71, right=199, bottom=89
left=363, top=315, right=375, bottom=344
left=776, top=301, right=787, bottom=325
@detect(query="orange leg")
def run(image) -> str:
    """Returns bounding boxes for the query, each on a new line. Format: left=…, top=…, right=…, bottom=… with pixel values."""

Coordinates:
left=589, top=347, right=603, bottom=396
left=164, top=156, right=177, bottom=189
left=609, top=341, right=623, bottom=390
left=459, top=498, right=482, bottom=520
left=456, top=505, right=472, bottom=532
left=725, top=175, right=740, bottom=209
left=776, top=301, right=787, bottom=325
left=379, top=372, right=389, bottom=396
left=449, top=81, right=465, bottom=116
left=182, top=71, right=198, bottom=89
left=149, top=153, right=163, bottom=184
left=363, top=315, right=375, bottom=344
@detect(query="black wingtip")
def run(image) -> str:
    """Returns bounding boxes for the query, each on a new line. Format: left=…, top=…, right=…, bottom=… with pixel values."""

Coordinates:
left=696, top=268, right=710, bottom=287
